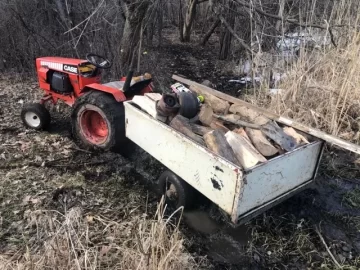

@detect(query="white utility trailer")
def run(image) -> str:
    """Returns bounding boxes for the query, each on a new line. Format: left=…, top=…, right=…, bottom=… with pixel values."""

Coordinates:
left=124, top=101, right=324, bottom=226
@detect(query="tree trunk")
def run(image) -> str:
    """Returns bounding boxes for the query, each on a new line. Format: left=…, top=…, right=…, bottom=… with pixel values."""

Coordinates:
left=200, top=18, right=220, bottom=46
left=182, top=0, right=198, bottom=42
left=120, top=0, right=150, bottom=74
left=218, top=1, right=235, bottom=60
left=157, top=3, right=164, bottom=46
left=54, top=0, right=79, bottom=56
left=179, top=0, right=185, bottom=41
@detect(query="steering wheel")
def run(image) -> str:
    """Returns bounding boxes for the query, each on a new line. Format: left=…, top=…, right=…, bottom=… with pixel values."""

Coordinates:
left=86, top=53, right=112, bottom=69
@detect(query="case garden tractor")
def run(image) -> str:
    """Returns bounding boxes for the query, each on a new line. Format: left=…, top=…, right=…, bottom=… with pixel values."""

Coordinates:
left=21, top=53, right=153, bottom=151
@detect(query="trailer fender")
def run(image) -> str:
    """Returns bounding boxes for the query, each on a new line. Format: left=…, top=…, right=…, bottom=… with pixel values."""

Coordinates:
left=83, top=83, right=127, bottom=102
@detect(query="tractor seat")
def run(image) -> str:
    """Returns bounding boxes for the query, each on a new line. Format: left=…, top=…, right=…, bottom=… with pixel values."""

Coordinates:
left=103, top=77, right=152, bottom=97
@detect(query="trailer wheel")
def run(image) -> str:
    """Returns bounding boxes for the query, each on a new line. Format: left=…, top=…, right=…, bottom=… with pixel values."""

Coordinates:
left=21, top=103, right=51, bottom=130
left=71, top=91, right=125, bottom=151
left=157, top=170, right=194, bottom=210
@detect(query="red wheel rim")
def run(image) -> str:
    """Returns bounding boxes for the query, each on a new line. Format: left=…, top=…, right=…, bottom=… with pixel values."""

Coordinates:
left=80, top=109, right=109, bottom=144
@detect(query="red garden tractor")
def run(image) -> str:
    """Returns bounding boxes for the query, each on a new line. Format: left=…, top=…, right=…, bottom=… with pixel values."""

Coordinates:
left=21, top=53, right=153, bottom=150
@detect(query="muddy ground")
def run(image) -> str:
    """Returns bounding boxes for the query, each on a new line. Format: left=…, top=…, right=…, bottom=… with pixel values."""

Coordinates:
left=1, top=37, right=360, bottom=269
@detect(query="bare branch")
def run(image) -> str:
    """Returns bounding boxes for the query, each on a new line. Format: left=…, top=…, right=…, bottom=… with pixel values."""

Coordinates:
left=200, top=18, right=221, bottom=46
left=219, top=14, right=252, bottom=54
left=234, top=0, right=338, bottom=46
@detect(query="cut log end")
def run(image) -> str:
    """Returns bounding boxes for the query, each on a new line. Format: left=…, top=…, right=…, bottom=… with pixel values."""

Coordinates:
left=204, top=129, right=241, bottom=167
left=245, top=128, right=279, bottom=157
left=226, top=131, right=267, bottom=169
left=170, top=115, right=205, bottom=146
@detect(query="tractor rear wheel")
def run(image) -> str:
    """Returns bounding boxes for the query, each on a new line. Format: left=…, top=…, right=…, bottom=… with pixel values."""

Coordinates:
left=71, top=91, right=126, bottom=151
left=21, top=103, right=51, bottom=130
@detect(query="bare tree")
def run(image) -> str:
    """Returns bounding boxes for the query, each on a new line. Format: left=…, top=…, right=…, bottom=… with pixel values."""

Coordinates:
left=120, top=0, right=151, bottom=74
left=181, top=0, right=198, bottom=42
left=218, top=0, right=236, bottom=59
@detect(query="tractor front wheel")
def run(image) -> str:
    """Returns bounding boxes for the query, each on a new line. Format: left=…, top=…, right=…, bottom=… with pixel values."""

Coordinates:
left=71, top=91, right=125, bottom=151
left=21, top=103, right=51, bottom=130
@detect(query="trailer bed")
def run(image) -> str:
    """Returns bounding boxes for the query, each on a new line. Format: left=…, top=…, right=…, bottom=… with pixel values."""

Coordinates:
left=124, top=101, right=324, bottom=225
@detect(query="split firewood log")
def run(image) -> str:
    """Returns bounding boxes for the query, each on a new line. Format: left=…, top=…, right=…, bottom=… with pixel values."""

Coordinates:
left=132, top=95, right=167, bottom=122
left=283, top=127, right=310, bottom=145
left=229, top=104, right=269, bottom=125
left=214, top=114, right=261, bottom=129
left=190, top=85, right=230, bottom=114
left=204, top=129, right=241, bottom=167
left=198, top=104, right=214, bottom=126
left=216, top=114, right=297, bottom=152
left=233, top=128, right=251, bottom=141
left=189, top=123, right=214, bottom=136
left=261, top=121, right=297, bottom=152
left=225, top=131, right=267, bottom=169
left=210, top=120, right=229, bottom=133
left=170, top=115, right=205, bottom=145
left=245, top=128, right=279, bottom=157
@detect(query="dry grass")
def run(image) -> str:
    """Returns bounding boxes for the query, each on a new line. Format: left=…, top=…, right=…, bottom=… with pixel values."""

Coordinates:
left=272, top=33, right=360, bottom=142
left=247, top=212, right=360, bottom=269
left=343, top=189, right=360, bottom=209
left=0, top=198, right=204, bottom=270
left=245, top=0, right=360, bottom=144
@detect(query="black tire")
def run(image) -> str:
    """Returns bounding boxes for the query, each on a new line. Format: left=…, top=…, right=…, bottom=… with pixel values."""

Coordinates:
left=178, top=92, right=199, bottom=119
left=157, top=170, right=195, bottom=210
left=21, top=103, right=51, bottom=130
left=71, top=91, right=126, bottom=151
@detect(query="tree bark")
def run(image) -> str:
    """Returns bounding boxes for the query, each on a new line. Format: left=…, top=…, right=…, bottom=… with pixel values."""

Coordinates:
left=182, top=0, right=198, bottom=42
left=170, top=115, right=205, bottom=145
left=200, top=18, right=220, bottom=46
left=120, top=0, right=150, bottom=74
left=218, top=1, right=235, bottom=60
left=54, top=0, right=79, bottom=56
left=204, top=129, right=241, bottom=166
left=179, top=0, right=185, bottom=41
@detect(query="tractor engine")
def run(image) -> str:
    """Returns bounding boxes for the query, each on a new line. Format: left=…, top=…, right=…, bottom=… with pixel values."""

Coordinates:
left=49, top=71, right=73, bottom=94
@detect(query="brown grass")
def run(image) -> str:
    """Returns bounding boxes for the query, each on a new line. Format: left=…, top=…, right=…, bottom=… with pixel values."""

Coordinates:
left=273, top=33, right=360, bottom=142
left=246, top=0, right=360, bottom=144
left=0, top=198, right=204, bottom=270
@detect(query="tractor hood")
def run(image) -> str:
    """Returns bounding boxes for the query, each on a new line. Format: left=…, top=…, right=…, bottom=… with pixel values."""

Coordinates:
left=37, top=57, right=88, bottom=66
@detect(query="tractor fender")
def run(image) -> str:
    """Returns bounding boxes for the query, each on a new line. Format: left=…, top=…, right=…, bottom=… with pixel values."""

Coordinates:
left=82, top=83, right=127, bottom=102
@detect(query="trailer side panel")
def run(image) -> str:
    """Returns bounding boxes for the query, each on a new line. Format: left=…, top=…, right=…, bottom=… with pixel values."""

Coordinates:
left=233, top=141, right=323, bottom=223
left=124, top=102, right=242, bottom=215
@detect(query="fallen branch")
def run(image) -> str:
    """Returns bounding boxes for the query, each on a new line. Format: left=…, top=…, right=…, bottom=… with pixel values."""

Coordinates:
left=315, top=225, right=342, bottom=269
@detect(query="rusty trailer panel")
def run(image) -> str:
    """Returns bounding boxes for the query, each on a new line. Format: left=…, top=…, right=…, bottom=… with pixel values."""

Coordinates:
left=124, top=102, right=325, bottom=225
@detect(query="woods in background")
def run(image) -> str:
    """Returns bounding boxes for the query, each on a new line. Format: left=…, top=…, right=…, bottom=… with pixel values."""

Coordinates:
left=0, top=0, right=356, bottom=76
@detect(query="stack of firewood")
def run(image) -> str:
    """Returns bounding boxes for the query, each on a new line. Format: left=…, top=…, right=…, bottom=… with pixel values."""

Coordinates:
left=132, top=87, right=310, bottom=170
